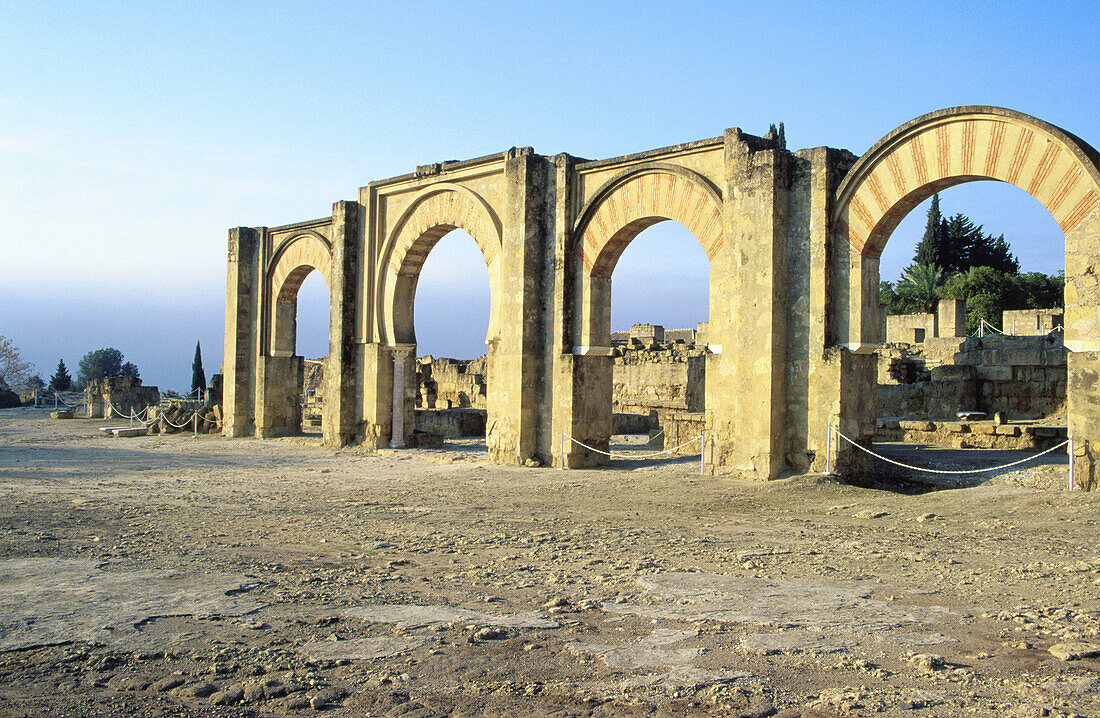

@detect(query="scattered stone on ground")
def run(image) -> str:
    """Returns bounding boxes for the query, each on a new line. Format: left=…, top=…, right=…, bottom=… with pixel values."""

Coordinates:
left=0, top=408, right=1098, bottom=717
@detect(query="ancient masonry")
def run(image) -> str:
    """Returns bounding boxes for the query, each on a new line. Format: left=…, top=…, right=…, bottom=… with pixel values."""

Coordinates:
left=223, top=106, right=1100, bottom=486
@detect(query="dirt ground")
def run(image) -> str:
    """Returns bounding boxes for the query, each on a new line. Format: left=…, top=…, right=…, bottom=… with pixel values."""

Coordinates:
left=0, top=408, right=1098, bottom=718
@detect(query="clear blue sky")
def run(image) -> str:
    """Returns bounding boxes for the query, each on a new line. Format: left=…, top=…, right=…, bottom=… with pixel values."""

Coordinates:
left=2, top=1, right=1096, bottom=385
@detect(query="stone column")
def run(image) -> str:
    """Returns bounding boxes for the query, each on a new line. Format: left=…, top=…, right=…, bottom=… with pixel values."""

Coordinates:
left=389, top=345, right=415, bottom=448
left=488, top=148, right=551, bottom=464
left=324, top=200, right=361, bottom=447
left=709, top=129, right=791, bottom=480
left=222, top=227, right=262, bottom=437
left=1066, top=201, right=1100, bottom=490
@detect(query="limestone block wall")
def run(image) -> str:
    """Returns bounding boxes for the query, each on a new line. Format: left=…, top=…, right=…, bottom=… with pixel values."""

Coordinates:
left=84, top=376, right=160, bottom=419
left=414, top=356, right=487, bottom=410
left=877, top=334, right=1067, bottom=420
left=611, top=344, right=705, bottom=423
left=1002, top=308, right=1064, bottom=335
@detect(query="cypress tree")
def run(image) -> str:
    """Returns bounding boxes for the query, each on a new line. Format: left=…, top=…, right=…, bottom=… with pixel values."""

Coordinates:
left=913, top=194, right=945, bottom=268
left=191, top=341, right=206, bottom=396
left=48, top=359, right=72, bottom=391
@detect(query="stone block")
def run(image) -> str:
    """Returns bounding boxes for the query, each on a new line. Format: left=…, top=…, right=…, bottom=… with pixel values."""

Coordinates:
left=976, top=365, right=1012, bottom=382
left=898, top=420, right=935, bottom=432
left=930, top=365, right=976, bottom=382
left=994, top=425, right=1021, bottom=436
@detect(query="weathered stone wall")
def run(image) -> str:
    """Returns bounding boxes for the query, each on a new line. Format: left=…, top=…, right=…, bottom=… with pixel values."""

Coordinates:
left=414, top=408, right=486, bottom=437
left=877, top=334, right=1067, bottom=420
left=84, top=376, right=160, bottom=419
left=666, top=411, right=705, bottom=456
left=612, top=343, right=705, bottom=424
left=885, top=300, right=966, bottom=344
left=415, top=356, right=487, bottom=410
left=1002, top=308, right=1064, bottom=335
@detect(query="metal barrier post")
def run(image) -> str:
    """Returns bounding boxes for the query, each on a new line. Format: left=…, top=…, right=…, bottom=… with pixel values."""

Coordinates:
left=700, top=432, right=706, bottom=476
left=54, top=393, right=58, bottom=409
left=825, top=425, right=833, bottom=475
left=1069, top=435, right=1075, bottom=491
left=192, top=411, right=198, bottom=438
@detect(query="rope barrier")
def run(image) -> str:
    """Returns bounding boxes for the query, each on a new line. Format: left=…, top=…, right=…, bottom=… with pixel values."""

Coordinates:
left=160, top=412, right=197, bottom=429
left=831, top=426, right=1070, bottom=476
left=566, top=433, right=702, bottom=460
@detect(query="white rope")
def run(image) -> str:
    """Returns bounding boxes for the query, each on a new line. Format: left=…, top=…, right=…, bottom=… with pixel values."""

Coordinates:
left=161, top=412, right=197, bottom=429
left=567, top=433, right=702, bottom=460
left=105, top=399, right=151, bottom=422
left=833, top=428, right=1070, bottom=475
left=55, top=394, right=85, bottom=408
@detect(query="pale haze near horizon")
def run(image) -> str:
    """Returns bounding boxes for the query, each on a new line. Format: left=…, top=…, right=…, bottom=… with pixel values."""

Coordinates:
left=1, top=2, right=1095, bottom=388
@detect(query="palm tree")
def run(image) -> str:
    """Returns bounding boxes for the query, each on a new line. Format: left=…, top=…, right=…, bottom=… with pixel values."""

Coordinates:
left=896, top=263, right=947, bottom=313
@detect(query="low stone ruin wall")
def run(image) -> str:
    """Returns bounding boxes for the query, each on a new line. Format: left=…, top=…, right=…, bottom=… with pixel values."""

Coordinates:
left=84, top=377, right=160, bottom=419
left=414, top=408, right=486, bottom=437
left=415, top=357, right=487, bottom=410
left=876, top=418, right=1067, bottom=451
left=613, top=344, right=705, bottom=424
left=613, top=412, right=656, bottom=435
left=877, top=334, right=1066, bottom=421
left=666, top=412, right=705, bottom=456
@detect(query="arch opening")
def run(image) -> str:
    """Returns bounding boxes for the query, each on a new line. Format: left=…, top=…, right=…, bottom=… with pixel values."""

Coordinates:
left=401, top=228, right=494, bottom=450
left=294, top=270, right=330, bottom=436
left=591, top=218, right=713, bottom=467
left=829, top=107, right=1100, bottom=487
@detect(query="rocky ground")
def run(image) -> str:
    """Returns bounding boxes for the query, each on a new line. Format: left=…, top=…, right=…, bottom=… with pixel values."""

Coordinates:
left=0, top=408, right=1098, bottom=717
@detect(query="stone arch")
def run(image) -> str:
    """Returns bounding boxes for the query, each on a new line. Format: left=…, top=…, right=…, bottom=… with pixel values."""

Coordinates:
left=573, top=166, right=722, bottom=348
left=267, top=232, right=332, bottom=357
left=575, top=166, right=723, bottom=277
left=831, top=106, right=1100, bottom=352
left=378, top=185, right=503, bottom=347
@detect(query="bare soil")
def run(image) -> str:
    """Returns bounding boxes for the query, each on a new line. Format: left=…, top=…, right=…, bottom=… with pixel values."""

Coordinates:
left=0, top=408, right=1098, bottom=717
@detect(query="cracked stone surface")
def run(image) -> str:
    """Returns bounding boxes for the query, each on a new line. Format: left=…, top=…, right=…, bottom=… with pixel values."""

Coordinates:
left=341, top=604, right=559, bottom=629
left=0, top=558, right=262, bottom=652
left=603, top=572, right=951, bottom=633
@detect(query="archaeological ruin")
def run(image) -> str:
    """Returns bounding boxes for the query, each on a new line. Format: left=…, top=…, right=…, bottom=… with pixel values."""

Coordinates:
left=222, top=106, right=1100, bottom=487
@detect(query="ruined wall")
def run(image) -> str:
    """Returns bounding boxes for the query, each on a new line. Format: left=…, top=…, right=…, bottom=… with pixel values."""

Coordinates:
left=1002, top=308, right=1064, bottom=335
left=612, top=343, right=705, bottom=423
left=877, top=334, right=1067, bottom=420
left=84, top=376, right=160, bottom=419
left=414, top=356, right=487, bottom=410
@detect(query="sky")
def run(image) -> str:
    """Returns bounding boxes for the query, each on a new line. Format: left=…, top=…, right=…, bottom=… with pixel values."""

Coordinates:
left=1, top=1, right=1096, bottom=385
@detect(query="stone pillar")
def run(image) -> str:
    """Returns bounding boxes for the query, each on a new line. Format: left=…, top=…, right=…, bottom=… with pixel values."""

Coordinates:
left=938, top=299, right=966, bottom=338
left=255, top=354, right=303, bottom=437
left=389, top=345, right=415, bottom=448
left=488, top=148, right=551, bottom=464
left=789, top=147, right=875, bottom=476
left=708, top=129, right=791, bottom=480
left=357, top=343, right=392, bottom=450
left=324, top=200, right=361, bottom=447
left=545, top=153, right=613, bottom=468
left=1065, top=201, right=1100, bottom=490
left=223, top=227, right=261, bottom=437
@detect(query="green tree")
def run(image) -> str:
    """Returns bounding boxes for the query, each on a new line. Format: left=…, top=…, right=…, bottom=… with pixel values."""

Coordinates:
left=912, top=194, right=946, bottom=268
left=191, top=341, right=206, bottom=395
left=968, top=231, right=1020, bottom=274
left=26, top=375, right=45, bottom=392
left=76, top=348, right=125, bottom=388
left=940, top=266, right=1014, bottom=334
left=48, top=359, right=72, bottom=391
left=894, top=263, right=947, bottom=314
